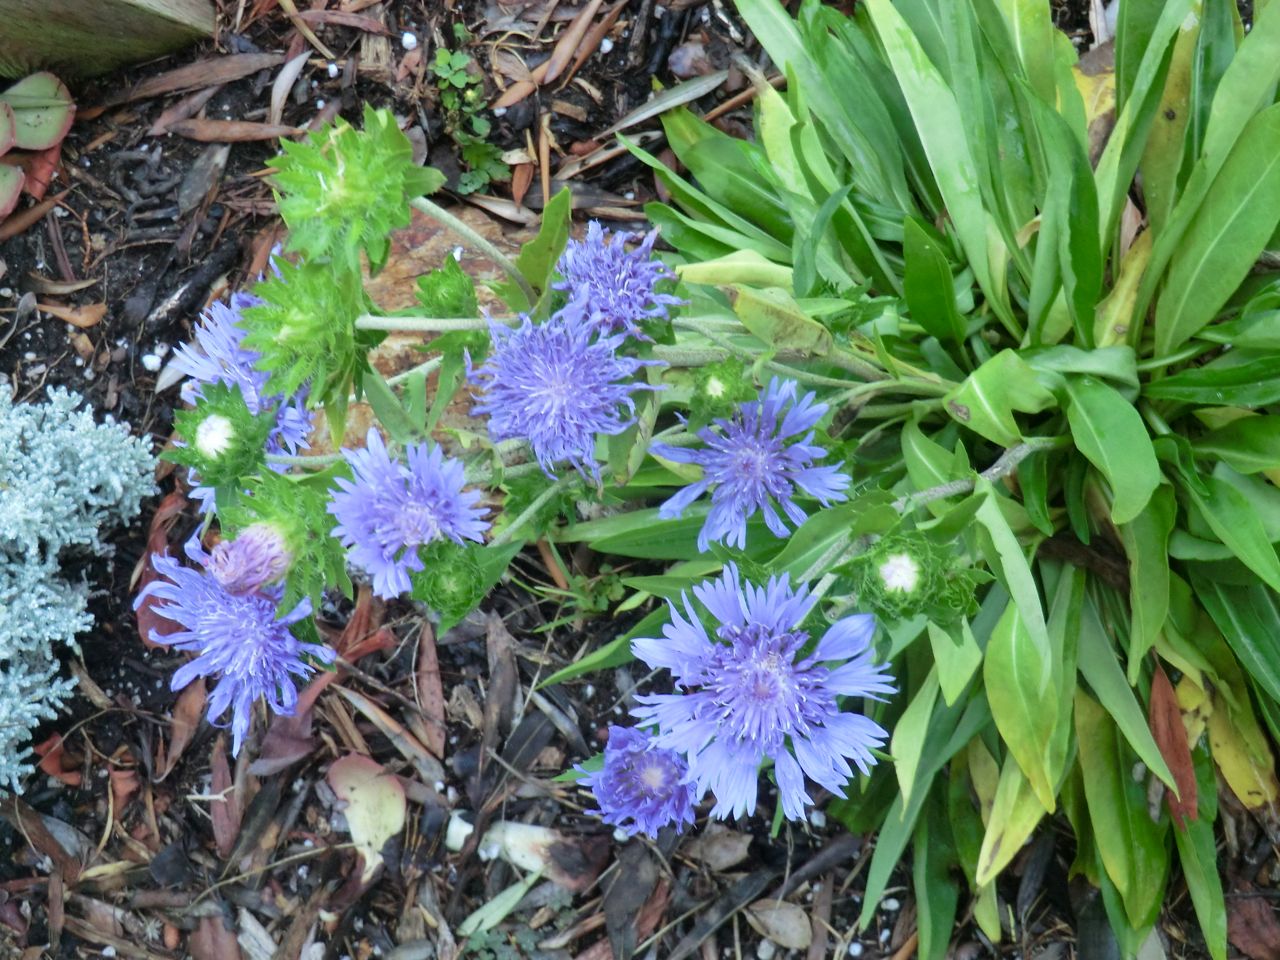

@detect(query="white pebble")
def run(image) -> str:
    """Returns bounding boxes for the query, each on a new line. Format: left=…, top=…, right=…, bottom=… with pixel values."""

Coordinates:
left=141, top=353, right=162, bottom=372
left=433, top=781, right=445, bottom=793
left=0, top=287, right=12, bottom=298
left=402, top=31, right=419, bottom=50
left=879, top=929, right=891, bottom=945
left=102, top=948, right=117, bottom=959
left=846, top=944, right=864, bottom=958
left=600, top=37, right=614, bottom=54
left=316, top=99, right=326, bottom=110
left=451, top=246, right=464, bottom=261
left=154, top=341, right=170, bottom=356
left=624, top=191, right=636, bottom=200
left=756, top=941, right=776, bottom=960
left=809, top=810, right=826, bottom=829
left=327, top=62, right=340, bottom=78
left=882, top=897, right=901, bottom=912
left=492, top=107, right=507, bottom=117
left=583, top=684, right=595, bottom=699
left=612, top=827, right=630, bottom=843
left=22, top=351, right=35, bottom=361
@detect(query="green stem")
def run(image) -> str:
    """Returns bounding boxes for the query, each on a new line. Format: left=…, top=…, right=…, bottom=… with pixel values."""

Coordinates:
left=264, top=452, right=344, bottom=467
left=355, top=315, right=494, bottom=333
left=893, top=436, right=1068, bottom=513
left=387, top=355, right=443, bottom=387
left=410, top=196, right=536, bottom=306
left=490, top=475, right=576, bottom=547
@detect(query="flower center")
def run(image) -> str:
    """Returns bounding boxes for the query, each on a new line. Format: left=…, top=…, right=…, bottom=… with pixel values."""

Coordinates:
left=195, top=415, right=235, bottom=458
left=396, top=502, right=442, bottom=547
left=878, top=553, right=920, bottom=593
left=638, top=760, right=670, bottom=792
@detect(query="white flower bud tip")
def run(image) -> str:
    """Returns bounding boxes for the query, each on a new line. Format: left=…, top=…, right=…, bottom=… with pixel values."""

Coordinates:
left=195, top=414, right=235, bottom=458
left=878, top=552, right=920, bottom=593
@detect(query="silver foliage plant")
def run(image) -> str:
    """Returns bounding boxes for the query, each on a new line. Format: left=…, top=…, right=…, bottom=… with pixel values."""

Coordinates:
left=0, top=387, right=155, bottom=791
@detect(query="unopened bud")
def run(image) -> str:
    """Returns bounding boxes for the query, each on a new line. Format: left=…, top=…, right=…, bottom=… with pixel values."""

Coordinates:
left=195, top=414, right=235, bottom=459
left=207, top=523, right=292, bottom=594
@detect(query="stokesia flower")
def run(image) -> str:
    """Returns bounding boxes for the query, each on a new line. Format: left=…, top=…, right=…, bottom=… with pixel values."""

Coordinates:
left=651, top=378, right=850, bottom=551
left=468, top=296, right=662, bottom=479
left=328, top=428, right=490, bottom=599
left=632, top=564, right=894, bottom=822
left=133, top=538, right=335, bottom=756
left=554, top=221, right=684, bottom=338
left=202, top=523, right=293, bottom=595
left=577, top=726, right=697, bottom=838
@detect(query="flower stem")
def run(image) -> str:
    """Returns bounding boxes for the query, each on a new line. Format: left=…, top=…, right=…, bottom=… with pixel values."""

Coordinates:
left=264, top=452, right=344, bottom=467
left=893, top=436, right=1068, bottom=513
left=355, top=315, right=494, bottom=333
left=410, top=196, right=536, bottom=307
left=490, top=474, right=576, bottom=547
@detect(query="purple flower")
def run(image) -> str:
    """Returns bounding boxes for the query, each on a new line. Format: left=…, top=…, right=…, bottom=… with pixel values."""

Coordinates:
left=651, top=378, right=850, bottom=551
left=327, top=428, right=490, bottom=599
left=468, top=297, right=662, bottom=479
left=134, top=538, right=334, bottom=756
left=554, top=222, right=684, bottom=338
left=578, top=726, right=698, bottom=838
left=204, top=524, right=292, bottom=595
left=632, top=564, right=893, bottom=821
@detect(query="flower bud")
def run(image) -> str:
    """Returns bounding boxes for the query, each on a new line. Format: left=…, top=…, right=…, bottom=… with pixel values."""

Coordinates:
left=195, top=414, right=235, bottom=459
left=206, top=523, right=292, bottom=594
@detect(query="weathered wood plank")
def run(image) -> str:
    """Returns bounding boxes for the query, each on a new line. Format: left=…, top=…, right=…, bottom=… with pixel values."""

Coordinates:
left=0, top=0, right=215, bottom=79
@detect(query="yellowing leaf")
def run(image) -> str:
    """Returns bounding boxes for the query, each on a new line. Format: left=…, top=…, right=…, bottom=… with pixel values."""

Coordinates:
left=676, top=250, right=795, bottom=291
left=1207, top=689, right=1280, bottom=813
left=327, top=754, right=407, bottom=882
left=976, top=754, right=1049, bottom=886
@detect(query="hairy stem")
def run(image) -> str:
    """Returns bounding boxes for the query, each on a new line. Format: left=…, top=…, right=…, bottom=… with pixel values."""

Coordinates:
left=490, top=474, right=576, bottom=547
left=355, top=315, right=494, bottom=332
left=893, top=436, right=1068, bottom=513
left=410, top=195, right=536, bottom=306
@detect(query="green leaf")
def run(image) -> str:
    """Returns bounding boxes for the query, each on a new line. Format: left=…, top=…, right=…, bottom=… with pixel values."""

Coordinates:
left=1063, top=375, right=1161, bottom=524
left=1192, top=415, right=1280, bottom=473
left=903, top=218, right=965, bottom=346
left=975, top=752, right=1048, bottom=886
left=415, top=255, right=478, bottom=317
left=893, top=666, right=941, bottom=810
left=362, top=369, right=418, bottom=443
left=768, top=495, right=898, bottom=580
left=1173, top=747, right=1227, bottom=960
left=1154, top=103, right=1280, bottom=354
left=863, top=0, right=1011, bottom=328
left=927, top=619, right=983, bottom=706
left=984, top=603, right=1058, bottom=809
left=944, top=350, right=1057, bottom=445
left=974, top=481, right=1052, bottom=678
left=913, top=787, right=961, bottom=960
left=493, top=187, right=573, bottom=312
left=1144, top=352, right=1280, bottom=406
left=1181, top=473, right=1280, bottom=593
left=538, top=605, right=670, bottom=687
left=1118, top=486, right=1176, bottom=681
left=720, top=284, right=834, bottom=354
left=1074, top=690, right=1170, bottom=930
left=1192, top=575, right=1280, bottom=706
left=1077, top=598, right=1178, bottom=792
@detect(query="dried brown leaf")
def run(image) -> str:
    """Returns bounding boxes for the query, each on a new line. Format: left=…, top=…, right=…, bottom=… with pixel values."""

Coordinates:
left=270, top=52, right=312, bottom=128
left=189, top=914, right=243, bottom=960
left=0, top=189, right=67, bottom=242
left=27, top=273, right=97, bottom=295
left=298, top=9, right=390, bottom=32
left=147, top=86, right=223, bottom=136
left=38, top=301, right=106, bottom=328
left=484, top=612, right=521, bottom=752
left=335, top=686, right=443, bottom=784
left=209, top=736, right=240, bottom=859
left=167, top=119, right=302, bottom=142
left=132, top=491, right=189, bottom=648
left=415, top=623, right=447, bottom=758
left=1230, top=892, right=1280, bottom=960
left=745, top=900, right=812, bottom=950
left=158, top=678, right=206, bottom=781
left=492, top=0, right=604, bottom=108
left=120, top=54, right=285, bottom=104
left=685, top=826, right=752, bottom=871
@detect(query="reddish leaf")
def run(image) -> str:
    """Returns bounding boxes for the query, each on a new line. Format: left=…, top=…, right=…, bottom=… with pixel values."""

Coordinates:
left=118, top=53, right=285, bottom=104
left=132, top=491, right=188, bottom=649
left=109, top=768, right=140, bottom=816
left=34, top=734, right=81, bottom=787
left=297, top=9, right=389, bottom=32
left=415, top=623, right=447, bottom=758
left=21, top=143, right=61, bottom=200
left=189, top=914, right=243, bottom=960
left=158, top=678, right=206, bottom=781
left=512, top=163, right=534, bottom=209
left=37, top=301, right=106, bottom=328
left=1149, top=663, right=1197, bottom=826
left=209, top=737, right=240, bottom=859
left=1230, top=892, right=1280, bottom=960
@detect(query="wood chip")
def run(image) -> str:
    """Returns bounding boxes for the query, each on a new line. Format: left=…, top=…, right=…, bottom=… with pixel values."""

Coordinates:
left=119, top=53, right=285, bottom=105
left=166, top=119, right=302, bottom=142
left=147, top=86, right=223, bottom=136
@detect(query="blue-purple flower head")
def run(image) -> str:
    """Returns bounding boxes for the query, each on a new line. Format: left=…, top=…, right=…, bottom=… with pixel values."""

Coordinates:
left=468, top=296, right=663, bottom=480
left=173, top=292, right=312, bottom=511
left=134, top=536, right=334, bottom=756
left=652, top=378, right=850, bottom=551
left=205, top=523, right=292, bottom=595
left=632, top=564, right=894, bottom=821
left=554, top=221, right=684, bottom=338
left=328, top=428, right=490, bottom=599
left=578, top=726, right=697, bottom=838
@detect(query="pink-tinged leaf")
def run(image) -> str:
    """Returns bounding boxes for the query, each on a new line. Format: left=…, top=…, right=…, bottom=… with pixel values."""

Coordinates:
left=0, top=102, right=15, bottom=155
left=327, top=754, right=406, bottom=883
left=0, top=73, right=74, bottom=151
left=209, top=736, right=240, bottom=859
left=158, top=679, right=206, bottom=782
left=0, top=165, right=23, bottom=219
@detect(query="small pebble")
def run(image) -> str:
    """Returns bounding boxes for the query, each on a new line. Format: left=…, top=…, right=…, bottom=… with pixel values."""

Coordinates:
left=327, top=62, right=340, bottom=78
left=624, top=191, right=636, bottom=200
left=809, top=809, right=827, bottom=829
left=882, top=897, right=901, bottom=912
left=612, top=827, right=630, bottom=843
left=847, top=944, right=864, bottom=958
left=879, top=929, right=891, bottom=945
left=402, top=31, right=419, bottom=50
left=756, top=940, right=776, bottom=960
left=434, top=780, right=446, bottom=793
left=493, top=106, right=507, bottom=117
left=0, top=287, right=12, bottom=298
left=22, top=351, right=35, bottom=361
left=316, top=99, right=326, bottom=110
left=600, top=37, right=614, bottom=54
left=452, top=245, right=464, bottom=261
left=583, top=684, right=595, bottom=699
left=141, top=353, right=162, bottom=372
left=102, top=948, right=117, bottom=959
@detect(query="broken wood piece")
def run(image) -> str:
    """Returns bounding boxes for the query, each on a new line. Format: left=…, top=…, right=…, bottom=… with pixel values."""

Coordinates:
left=0, top=0, right=215, bottom=80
